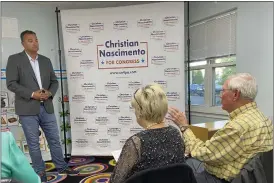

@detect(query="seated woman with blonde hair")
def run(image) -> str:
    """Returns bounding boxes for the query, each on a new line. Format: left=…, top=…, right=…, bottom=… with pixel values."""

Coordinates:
left=109, top=83, right=186, bottom=183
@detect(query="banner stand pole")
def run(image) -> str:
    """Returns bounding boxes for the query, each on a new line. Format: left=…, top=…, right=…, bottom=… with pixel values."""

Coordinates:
left=187, top=2, right=192, bottom=124
left=55, top=7, right=69, bottom=160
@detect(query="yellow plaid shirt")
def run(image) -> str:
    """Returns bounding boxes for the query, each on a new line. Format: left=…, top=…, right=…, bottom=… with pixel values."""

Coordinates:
left=184, top=102, right=273, bottom=181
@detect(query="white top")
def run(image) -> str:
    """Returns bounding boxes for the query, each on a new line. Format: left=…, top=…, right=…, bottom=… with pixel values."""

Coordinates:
left=25, top=52, right=42, bottom=89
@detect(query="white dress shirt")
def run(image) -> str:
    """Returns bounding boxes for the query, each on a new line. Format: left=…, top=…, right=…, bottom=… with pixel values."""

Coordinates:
left=26, top=52, right=42, bottom=89
left=25, top=52, right=44, bottom=100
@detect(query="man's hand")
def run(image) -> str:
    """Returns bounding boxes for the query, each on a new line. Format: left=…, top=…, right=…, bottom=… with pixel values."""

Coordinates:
left=32, top=90, right=42, bottom=100
left=40, top=89, right=52, bottom=101
left=167, top=107, right=189, bottom=127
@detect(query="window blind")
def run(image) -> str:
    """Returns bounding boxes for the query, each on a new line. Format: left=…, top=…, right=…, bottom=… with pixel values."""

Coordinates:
left=186, top=11, right=236, bottom=61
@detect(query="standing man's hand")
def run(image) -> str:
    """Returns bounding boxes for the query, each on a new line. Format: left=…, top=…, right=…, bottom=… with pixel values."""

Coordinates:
left=31, top=90, right=42, bottom=100
left=40, top=89, right=52, bottom=101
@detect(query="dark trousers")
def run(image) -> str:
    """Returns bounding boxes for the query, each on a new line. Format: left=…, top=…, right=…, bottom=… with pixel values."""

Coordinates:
left=186, top=158, right=230, bottom=183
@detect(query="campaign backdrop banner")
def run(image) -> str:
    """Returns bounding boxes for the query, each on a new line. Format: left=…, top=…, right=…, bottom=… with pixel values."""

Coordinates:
left=60, top=2, right=185, bottom=156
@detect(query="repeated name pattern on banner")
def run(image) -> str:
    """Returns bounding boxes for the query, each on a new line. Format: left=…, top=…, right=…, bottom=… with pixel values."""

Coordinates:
left=60, top=2, right=185, bottom=156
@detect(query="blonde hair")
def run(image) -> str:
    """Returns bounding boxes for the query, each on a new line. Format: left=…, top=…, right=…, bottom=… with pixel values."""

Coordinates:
left=131, top=83, right=168, bottom=123
left=227, top=73, right=257, bottom=100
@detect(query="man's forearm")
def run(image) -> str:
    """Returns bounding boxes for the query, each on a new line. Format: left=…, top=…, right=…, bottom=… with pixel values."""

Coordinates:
left=6, top=56, right=33, bottom=100
left=48, top=60, right=59, bottom=98
left=183, top=127, right=243, bottom=165
left=48, top=81, right=58, bottom=98
left=7, top=82, right=33, bottom=100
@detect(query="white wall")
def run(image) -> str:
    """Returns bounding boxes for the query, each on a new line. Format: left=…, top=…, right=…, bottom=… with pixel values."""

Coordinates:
left=189, top=2, right=273, bottom=119
left=2, top=2, right=58, bottom=67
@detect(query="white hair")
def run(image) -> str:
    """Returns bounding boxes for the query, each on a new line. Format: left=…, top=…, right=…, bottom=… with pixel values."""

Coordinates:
left=131, top=83, right=168, bottom=123
left=227, top=73, right=257, bottom=100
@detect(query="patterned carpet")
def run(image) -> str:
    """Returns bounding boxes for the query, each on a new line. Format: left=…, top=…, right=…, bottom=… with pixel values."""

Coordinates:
left=45, top=156, right=115, bottom=183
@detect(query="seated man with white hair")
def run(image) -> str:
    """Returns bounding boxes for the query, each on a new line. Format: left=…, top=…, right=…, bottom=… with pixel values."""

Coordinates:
left=109, top=83, right=186, bottom=183
left=168, top=73, right=273, bottom=183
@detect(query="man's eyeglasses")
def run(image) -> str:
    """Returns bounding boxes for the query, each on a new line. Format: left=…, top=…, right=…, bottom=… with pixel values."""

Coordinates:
left=219, top=89, right=232, bottom=95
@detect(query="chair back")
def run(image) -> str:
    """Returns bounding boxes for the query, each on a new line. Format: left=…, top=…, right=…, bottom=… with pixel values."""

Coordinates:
left=231, top=150, right=273, bottom=183
left=260, top=149, right=273, bottom=183
left=125, top=163, right=197, bottom=183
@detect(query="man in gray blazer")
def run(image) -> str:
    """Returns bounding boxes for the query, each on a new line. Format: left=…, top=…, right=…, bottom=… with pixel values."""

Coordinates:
left=6, top=30, right=79, bottom=182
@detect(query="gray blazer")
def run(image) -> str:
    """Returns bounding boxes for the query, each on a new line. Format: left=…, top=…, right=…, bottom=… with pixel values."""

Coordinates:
left=6, top=51, right=59, bottom=115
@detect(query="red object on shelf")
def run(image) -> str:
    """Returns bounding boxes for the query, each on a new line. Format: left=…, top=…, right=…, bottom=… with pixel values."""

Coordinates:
left=63, top=95, right=69, bottom=102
